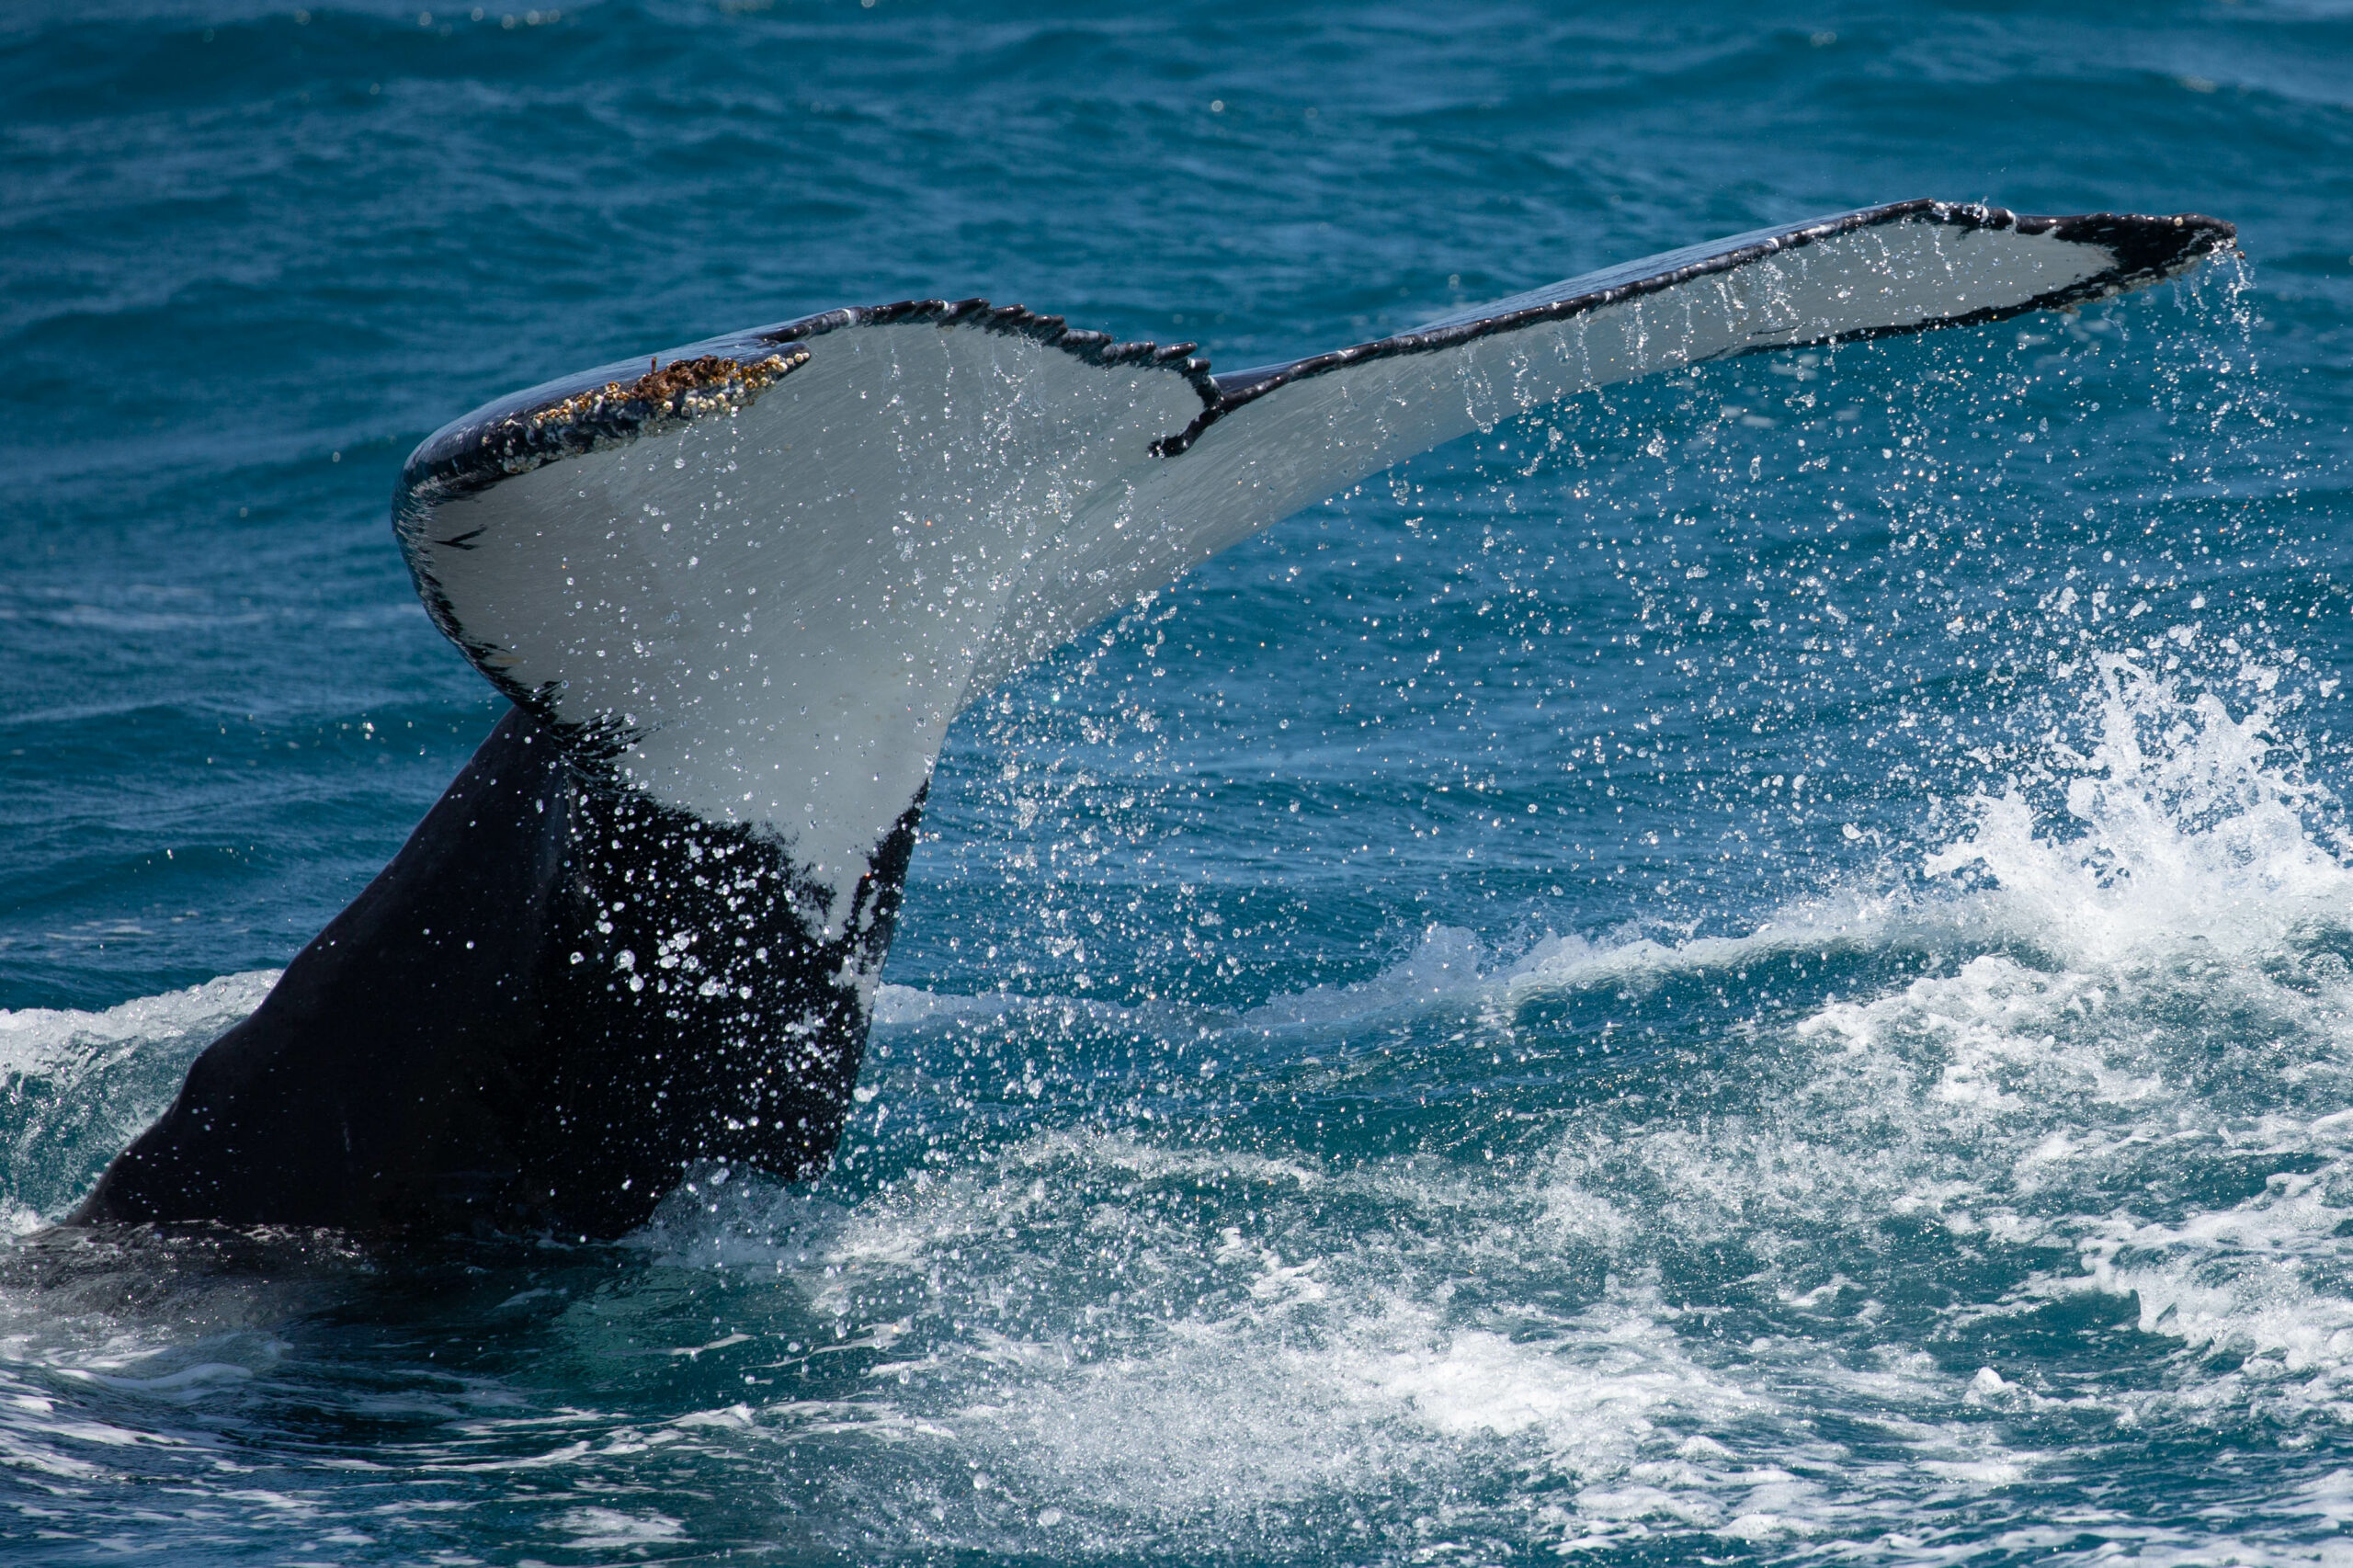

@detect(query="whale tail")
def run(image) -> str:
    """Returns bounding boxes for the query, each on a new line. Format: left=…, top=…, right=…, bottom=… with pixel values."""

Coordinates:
left=74, top=201, right=2234, bottom=1236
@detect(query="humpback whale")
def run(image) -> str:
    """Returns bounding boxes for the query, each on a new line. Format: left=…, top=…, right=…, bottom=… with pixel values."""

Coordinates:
left=71, top=200, right=2234, bottom=1238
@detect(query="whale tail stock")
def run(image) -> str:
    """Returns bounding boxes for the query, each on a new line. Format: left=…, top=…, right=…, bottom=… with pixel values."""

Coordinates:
left=72, top=200, right=2234, bottom=1237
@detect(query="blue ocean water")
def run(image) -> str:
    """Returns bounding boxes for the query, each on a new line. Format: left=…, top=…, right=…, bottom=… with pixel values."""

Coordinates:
left=5, top=0, right=2353, bottom=1561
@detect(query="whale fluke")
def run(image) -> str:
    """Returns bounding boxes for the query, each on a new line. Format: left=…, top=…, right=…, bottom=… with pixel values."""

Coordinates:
left=74, top=201, right=2234, bottom=1237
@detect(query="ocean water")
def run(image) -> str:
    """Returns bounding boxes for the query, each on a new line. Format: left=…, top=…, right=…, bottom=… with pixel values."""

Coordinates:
left=5, top=1, right=2353, bottom=1561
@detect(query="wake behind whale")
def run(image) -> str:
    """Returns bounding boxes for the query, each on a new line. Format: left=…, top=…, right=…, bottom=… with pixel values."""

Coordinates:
left=69, top=201, right=2234, bottom=1238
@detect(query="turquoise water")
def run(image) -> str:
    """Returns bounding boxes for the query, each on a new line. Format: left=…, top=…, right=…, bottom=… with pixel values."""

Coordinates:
left=5, top=2, right=2353, bottom=1561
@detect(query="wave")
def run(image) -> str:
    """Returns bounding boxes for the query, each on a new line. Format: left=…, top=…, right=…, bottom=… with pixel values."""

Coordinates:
left=0, top=971, right=277, bottom=1230
left=10, top=656, right=2353, bottom=1557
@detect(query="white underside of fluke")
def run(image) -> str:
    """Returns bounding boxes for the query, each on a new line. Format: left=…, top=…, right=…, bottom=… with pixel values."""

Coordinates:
left=403, top=207, right=2192, bottom=928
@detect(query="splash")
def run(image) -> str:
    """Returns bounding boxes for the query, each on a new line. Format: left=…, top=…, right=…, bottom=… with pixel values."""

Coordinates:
left=1924, top=652, right=2348, bottom=965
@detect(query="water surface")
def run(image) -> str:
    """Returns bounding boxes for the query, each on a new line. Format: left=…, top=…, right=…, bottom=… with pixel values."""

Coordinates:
left=5, top=2, right=2353, bottom=1562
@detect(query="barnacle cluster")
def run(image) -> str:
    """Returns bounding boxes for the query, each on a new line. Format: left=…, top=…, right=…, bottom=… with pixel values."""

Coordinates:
left=521, top=350, right=805, bottom=451
left=442, top=347, right=813, bottom=487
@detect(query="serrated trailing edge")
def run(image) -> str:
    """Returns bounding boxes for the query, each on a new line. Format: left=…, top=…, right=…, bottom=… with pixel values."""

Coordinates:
left=750, top=294, right=1217, bottom=387
left=394, top=300, right=1222, bottom=517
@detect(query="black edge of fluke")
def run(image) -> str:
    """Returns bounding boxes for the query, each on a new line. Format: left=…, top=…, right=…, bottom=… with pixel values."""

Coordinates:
left=2036, top=210, right=2237, bottom=281
left=1152, top=200, right=2236, bottom=456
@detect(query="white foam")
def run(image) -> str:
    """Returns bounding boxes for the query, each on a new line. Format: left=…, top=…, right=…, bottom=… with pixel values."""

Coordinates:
left=0, top=971, right=277, bottom=1076
left=0, top=971, right=278, bottom=1224
left=553, top=1508, right=686, bottom=1549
